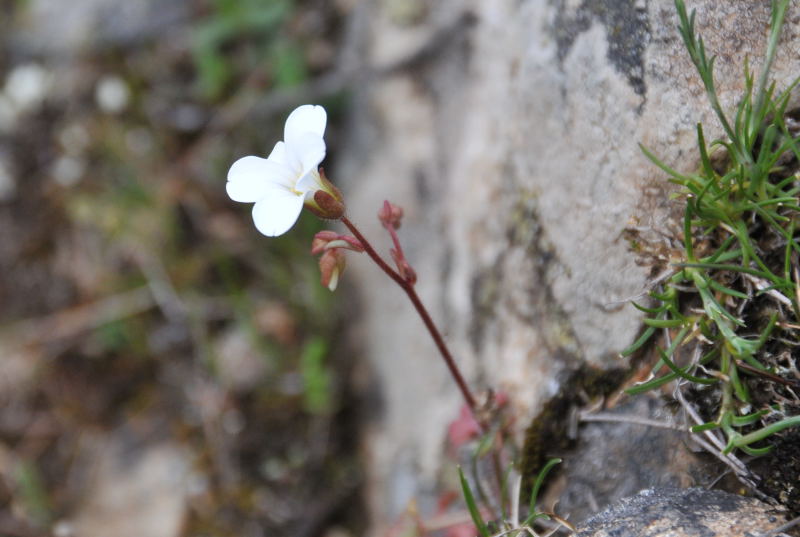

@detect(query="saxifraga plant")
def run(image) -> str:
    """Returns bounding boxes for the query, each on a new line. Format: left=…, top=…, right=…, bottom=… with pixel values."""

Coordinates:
left=625, top=0, right=800, bottom=486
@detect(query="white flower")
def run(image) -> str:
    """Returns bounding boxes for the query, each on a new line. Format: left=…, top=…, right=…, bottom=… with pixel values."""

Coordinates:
left=226, top=104, right=332, bottom=236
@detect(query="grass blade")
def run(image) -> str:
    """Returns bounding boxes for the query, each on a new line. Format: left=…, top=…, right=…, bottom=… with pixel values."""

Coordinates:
left=458, top=467, right=490, bottom=537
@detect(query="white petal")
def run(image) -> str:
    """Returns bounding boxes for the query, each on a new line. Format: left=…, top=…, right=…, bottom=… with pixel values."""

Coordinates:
left=227, top=155, right=295, bottom=202
left=226, top=177, right=269, bottom=203
left=296, top=168, right=323, bottom=194
left=251, top=186, right=305, bottom=236
left=267, top=141, right=288, bottom=166
left=284, top=104, right=326, bottom=147
left=291, top=132, right=326, bottom=176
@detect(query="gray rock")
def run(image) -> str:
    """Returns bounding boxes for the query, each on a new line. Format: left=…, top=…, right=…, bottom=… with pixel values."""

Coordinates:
left=574, top=487, right=787, bottom=537
left=11, top=0, right=190, bottom=57
left=335, top=0, right=800, bottom=526
left=70, top=433, right=190, bottom=537
left=550, top=396, right=711, bottom=524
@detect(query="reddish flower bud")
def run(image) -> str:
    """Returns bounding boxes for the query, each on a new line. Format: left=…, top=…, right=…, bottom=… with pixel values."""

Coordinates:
left=318, top=249, right=346, bottom=291
left=311, top=231, right=339, bottom=254
left=391, top=248, right=417, bottom=285
left=377, top=200, right=404, bottom=229
left=311, top=231, right=364, bottom=255
left=305, top=190, right=345, bottom=220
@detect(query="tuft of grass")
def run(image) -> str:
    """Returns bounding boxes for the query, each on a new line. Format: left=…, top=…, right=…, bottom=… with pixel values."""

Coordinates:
left=459, top=466, right=491, bottom=537
left=459, top=458, right=572, bottom=537
left=625, top=0, right=799, bottom=458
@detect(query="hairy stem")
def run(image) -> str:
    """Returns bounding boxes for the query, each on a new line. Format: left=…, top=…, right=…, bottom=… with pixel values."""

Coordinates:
left=340, top=216, right=480, bottom=416
left=384, top=221, right=407, bottom=261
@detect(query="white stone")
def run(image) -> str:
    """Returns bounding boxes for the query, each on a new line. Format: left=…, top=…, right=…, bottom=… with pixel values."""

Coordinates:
left=71, top=438, right=189, bottom=537
left=52, top=520, right=75, bottom=537
left=4, top=63, right=51, bottom=112
left=95, top=75, right=130, bottom=114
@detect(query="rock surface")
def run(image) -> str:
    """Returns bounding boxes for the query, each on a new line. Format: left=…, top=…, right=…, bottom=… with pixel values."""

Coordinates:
left=336, top=0, right=800, bottom=526
left=12, top=0, right=190, bottom=56
left=574, top=487, right=788, bottom=537
left=548, top=396, right=710, bottom=523
left=69, top=434, right=189, bottom=537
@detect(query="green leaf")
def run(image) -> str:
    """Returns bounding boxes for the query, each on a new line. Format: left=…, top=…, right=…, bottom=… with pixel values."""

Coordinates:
left=270, top=39, right=309, bottom=88
left=731, top=408, right=770, bottom=427
left=707, top=279, right=749, bottom=299
left=678, top=261, right=773, bottom=280
left=524, top=458, right=561, bottom=526
left=632, top=301, right=666, bottom=315
left=625, top=371, right=681, bottom=395
left=657, top=347, right=717, bottom=385
left=475, top=428, right=496, bottom=458
left=301, top=337, right=332, bottom=414
left=643, top=317, right=687, bottom=328
left=729, top=360, right=750, bottom=403
left=639, top=143, right=691, bottom=184
left=696, top=123, right=715, bottom=179
left=739, top=443, right=773, bottom=457
left=15, top=460, right=51, bottom=525
left=690, top=421, right=720, bottom=433
left=726, top=416, right=800, bottom=453
left=458, top=467, right=490, bottom=537
left=621, top=325, right=657, bottom=357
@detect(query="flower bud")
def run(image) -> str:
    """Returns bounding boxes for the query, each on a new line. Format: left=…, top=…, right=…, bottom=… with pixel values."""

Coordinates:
left=378, top=200, right=404, bottom=229
left=311, top=231, right=364, bottom=255
left=305, top=190, right=345, bottom=220
left=304, top=168, right=345, bottom=220
left=311, top=231, right=339, bottom=254
left=391, top=248, right=417, bottom=285
left=318, top=248, right=346, bottom=291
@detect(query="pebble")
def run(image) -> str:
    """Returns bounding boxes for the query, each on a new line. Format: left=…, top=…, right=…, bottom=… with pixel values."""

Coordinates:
left=95, top=75, right=130, bottom=114
left=4, top=63, right=51, bottom=112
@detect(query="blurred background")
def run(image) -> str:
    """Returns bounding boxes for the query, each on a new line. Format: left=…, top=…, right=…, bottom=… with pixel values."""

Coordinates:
left=0, top=1, right=366, bottom=536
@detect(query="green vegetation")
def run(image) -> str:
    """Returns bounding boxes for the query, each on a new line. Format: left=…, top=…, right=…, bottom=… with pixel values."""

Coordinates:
left=459, top=458, right=566, bottom=537
left=624, top=0, right=799, bottom=457
left=191, top=0, right=308, bottom=99
left=0, top=1, right=351, bottom=534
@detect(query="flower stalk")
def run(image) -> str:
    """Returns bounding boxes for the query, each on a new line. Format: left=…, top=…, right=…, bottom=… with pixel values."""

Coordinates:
left=341, top=214, right=480, bottom=416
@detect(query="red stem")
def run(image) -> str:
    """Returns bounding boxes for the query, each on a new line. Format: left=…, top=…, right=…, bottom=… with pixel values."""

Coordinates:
left=385, top=222, right=406, bottom=259
left=341, top=216, right=479, bottom=415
